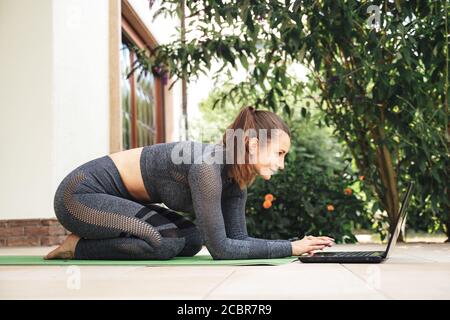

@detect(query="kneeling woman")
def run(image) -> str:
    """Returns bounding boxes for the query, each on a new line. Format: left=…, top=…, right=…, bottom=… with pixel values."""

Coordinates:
left=46, top=106, right=334, bottom=260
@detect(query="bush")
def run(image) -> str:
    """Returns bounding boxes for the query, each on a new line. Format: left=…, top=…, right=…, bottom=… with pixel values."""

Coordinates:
left=245, top=115, right=372, bottom=244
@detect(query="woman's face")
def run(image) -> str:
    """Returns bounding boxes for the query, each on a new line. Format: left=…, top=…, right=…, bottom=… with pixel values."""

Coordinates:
left=249, top=130, right=291, bottom=180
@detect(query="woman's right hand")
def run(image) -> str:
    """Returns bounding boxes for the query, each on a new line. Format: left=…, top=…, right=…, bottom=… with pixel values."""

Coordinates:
left=291, top=235, right=335, bottom=256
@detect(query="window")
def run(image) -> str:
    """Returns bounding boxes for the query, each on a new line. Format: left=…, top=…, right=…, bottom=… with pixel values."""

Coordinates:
left=120, top=7, right=165, bottom=150
left=120, top=40, right=133, bottom=150
left=120, top=37, right=158, bottom=149
left=135, top=53, right=157, bottom=147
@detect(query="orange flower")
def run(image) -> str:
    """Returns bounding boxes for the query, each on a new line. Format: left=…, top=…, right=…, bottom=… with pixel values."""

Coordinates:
left=344, top=188, right=353, bottom=196
left=326, top=204, right=335, bottom=212
left=264, top=193, right=274, bottom=202
left=263, top=200, right=272, bottom=209
left=359, top=175, right=365, bottom=181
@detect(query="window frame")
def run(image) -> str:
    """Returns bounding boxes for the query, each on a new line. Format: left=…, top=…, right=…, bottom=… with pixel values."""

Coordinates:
left=120, top=2, right=166, bottom=148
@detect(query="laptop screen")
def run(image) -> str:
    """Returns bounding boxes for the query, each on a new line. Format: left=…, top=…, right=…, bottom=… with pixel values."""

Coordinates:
left=383, top=181, right=415, bottom=258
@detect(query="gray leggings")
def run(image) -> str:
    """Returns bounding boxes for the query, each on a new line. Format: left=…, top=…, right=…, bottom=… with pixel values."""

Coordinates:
left=53, top=155, right=203, bottom=260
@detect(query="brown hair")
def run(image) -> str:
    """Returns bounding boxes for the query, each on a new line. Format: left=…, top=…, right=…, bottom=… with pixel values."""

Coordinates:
left=221, top=106, right=291, bottom=190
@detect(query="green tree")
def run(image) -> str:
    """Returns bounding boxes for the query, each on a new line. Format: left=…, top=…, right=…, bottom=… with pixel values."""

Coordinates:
left=132, top=1, right=449, bottom=241
left=189, top=83, right=243, bottom=143
left=193, top=84, right=372, bottom=243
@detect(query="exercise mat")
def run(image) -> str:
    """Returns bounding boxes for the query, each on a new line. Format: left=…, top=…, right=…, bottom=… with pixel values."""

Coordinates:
left=0, top=255, right=298, bottom=266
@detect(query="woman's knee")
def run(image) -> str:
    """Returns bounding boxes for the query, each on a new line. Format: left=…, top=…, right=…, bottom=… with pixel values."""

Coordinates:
left=151, top=237, right=186, bottom=259
left=177, top=226, right=203, bottom=257
left=104, top=237, right=184, bottom=260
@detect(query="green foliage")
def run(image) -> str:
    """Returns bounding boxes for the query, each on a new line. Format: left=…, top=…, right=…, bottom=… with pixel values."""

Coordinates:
left=193, top=86, right=372, bottom=243
left=245, top=113, right=372, bottom=243
left=136, top=1, right=449, bottom=240
left=190, top=83, right=244, bottom=143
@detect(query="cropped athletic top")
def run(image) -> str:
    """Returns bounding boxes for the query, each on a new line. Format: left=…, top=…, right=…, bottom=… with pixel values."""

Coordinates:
left=139, top=141, right=293, bottom=260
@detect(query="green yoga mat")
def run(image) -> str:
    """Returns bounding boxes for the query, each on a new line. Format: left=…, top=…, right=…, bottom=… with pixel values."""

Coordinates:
left=0, top=255, right=298, bottom=266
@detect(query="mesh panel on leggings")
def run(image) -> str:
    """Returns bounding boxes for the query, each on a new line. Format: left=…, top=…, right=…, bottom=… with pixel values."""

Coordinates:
left=170, top=169, right=188, bottom=186
left=63, top=170, right=163, bottom=248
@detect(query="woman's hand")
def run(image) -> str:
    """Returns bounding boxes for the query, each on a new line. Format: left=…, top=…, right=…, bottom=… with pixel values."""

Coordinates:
left=291, top=235, right=335, bottom=256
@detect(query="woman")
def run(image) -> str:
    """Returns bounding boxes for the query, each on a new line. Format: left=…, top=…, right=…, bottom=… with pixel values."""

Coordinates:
left=45, top=106, right=334, bottom=260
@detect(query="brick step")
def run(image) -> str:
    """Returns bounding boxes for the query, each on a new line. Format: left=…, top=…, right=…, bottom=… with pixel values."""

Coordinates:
left=0, top=219, right=70, bottom=247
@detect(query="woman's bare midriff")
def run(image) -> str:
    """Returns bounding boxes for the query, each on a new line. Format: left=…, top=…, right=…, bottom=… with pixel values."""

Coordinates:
left=108, top=147, right=152, bottom=203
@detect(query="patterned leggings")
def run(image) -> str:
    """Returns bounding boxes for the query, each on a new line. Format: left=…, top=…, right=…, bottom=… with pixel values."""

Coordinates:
left=53, top=155, right=203, bottom=260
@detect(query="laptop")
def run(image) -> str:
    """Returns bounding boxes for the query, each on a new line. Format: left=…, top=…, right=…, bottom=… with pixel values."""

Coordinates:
left=298, top=181, right=415, bottom=263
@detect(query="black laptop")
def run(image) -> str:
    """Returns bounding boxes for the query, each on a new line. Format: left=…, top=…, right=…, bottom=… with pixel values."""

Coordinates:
left=298, top=181, right=415, bottom=263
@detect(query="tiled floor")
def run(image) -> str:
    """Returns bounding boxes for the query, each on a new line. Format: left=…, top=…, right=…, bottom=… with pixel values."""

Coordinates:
left=0, top=243, right=449, bottom=299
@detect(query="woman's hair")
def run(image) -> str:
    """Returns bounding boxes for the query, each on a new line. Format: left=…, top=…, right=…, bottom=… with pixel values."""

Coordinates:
left=221, top=106, right=291, bottom=190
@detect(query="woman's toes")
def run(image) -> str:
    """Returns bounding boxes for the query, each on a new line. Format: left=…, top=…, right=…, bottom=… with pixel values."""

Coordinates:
left=44, top=248, right=73, bottom=260
left=44, top=248, right=58, bottom=260
left=43, top=234, right=79, bottom=260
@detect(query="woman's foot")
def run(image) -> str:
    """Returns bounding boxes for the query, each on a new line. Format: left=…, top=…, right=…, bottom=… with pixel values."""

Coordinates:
left=44, top=234, right=80, bottom=260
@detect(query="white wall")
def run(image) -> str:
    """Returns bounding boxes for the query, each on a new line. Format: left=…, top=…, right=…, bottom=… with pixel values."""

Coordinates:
left=0, top=0, right=110, bottom=219
left=0, top=0, right=181, bottom=220
left=0, top=0, right=54, bottom=220
left=51, top=0, right=110, bottom=199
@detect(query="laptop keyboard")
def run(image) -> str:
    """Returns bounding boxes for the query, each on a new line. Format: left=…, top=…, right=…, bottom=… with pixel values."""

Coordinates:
left=326, top=251, right=377, bottom=257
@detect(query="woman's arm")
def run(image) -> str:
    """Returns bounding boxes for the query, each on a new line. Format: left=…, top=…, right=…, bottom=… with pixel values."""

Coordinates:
left=188, top=162, right=292, bottom=260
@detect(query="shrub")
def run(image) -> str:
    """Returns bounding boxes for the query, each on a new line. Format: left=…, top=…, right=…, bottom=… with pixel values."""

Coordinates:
left=245, top=115, right=372, bottom=244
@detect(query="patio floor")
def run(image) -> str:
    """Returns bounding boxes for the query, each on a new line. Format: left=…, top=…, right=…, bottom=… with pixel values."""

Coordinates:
left=1, top=243, right=449, bottom=299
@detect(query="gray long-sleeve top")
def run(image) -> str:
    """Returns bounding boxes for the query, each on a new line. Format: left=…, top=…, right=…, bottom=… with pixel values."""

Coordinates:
left=140, top=140, right=293, bottom=260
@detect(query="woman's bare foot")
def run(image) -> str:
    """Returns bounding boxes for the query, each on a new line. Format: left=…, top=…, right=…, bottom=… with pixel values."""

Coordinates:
left=44, top=234, right=80, bottom=260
